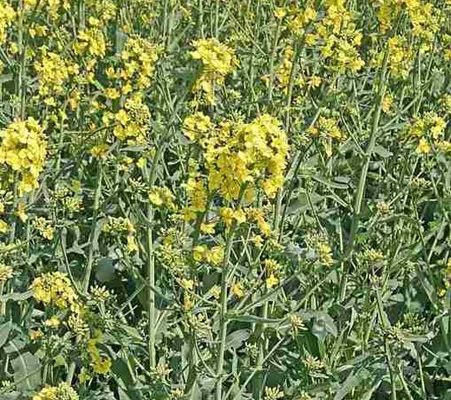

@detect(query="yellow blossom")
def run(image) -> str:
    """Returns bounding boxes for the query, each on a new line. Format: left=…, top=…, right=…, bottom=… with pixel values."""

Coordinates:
left=231, top=282, right=245, bottom=298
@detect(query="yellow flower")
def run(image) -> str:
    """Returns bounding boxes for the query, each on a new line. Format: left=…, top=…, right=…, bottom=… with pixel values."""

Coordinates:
left=205, top=246, right=224, bottom=266
left=92, top=357, right=111, bottom=375
left=120, top=36, right=159, bottom=91
left=90, top=144, right=109, bottom=159
left=416, top=138, right=430, bottom=154
left=210, top=285, right=221, bottom=299
left=183, top=112, right=213, bottom=142
left=220, top=207, right=234, bottom=226
left=200, top=222, right=216, bottom=234
left=104, top=87, right=121, bottom=100
left=0, top=118, right=47, bottom=194
left=44, top=316, right=60, bottom=328
left=231, top=282, right=245, bottom=298
left=29, top=329, right=43, bottom=341
left=30, top=272, right=79, bottom=310
left=33, top=217, right=54, bottom=240
left=0, top=219, right=8, bottom=234
left=34, top=49, right=78, bottom=98
left=33, top=383, right=79, bottom=400
left=113, top=97, right=150, bottom=143
left=266, top=274, right=279, bottom=289
left=181, top=278, right=194, bottom=291
left=0, top=264, right=13, bottom=282
left=382, top=94, right=393, bottom=114
left=0, top=1, right=15, bottom=45
left=274, top=7, right=287, bottom=19
left=193, top=245, right=207, bottom=262
left=126, top=234, right=139, bottom=253
left=190, top=38, right=238, bottom=104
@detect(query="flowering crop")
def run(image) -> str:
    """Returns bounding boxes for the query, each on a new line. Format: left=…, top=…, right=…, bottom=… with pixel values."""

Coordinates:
left=0, top=0, right=449, bottom=399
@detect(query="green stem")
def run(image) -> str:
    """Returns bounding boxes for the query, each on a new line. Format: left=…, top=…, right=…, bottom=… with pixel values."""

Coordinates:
left=215, top=221, right=238, bottom=400
left=147, top=203, right=156, bottom=369
left=215, top=187, right=247, bottom=400
left=82, top=163, right=103, bottom=293
left=339, top=44, right=390, bottom=301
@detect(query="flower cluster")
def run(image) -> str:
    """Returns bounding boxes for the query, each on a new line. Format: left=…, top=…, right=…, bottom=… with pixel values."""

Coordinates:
left=73, top=27, right=107, bottom=66
left=307, top=116, right=344, bottom=157
left=109, top=97, right=151, bottom=143
left=30, top=272, right=79, bottom=310
left=102, top=216, right=139, bottom=253
left=378, top=35, right=414, bottom=80
left=0, top=118, right=47, bottom=194
left=0, top=263, right=13, bottom=282
left=312, top=0, right=364, bottom=73
left=0, top=0, right=14, bottom=45
left=34, top=49, right=79, bottom=103
left=24, top=0, right=70, bottom=19
left=87, top=332, right=112, bottom=375
left=377, top=0, right=440, bottom=46
left=190, top=38, right=238, bottom=104
left=183, top=113, right=289, bottom=202
left=119, top=37, right=159, bottom=91
left=405, top=112, right=447, bottom=154
left=33, top=383, right=79, bottom=400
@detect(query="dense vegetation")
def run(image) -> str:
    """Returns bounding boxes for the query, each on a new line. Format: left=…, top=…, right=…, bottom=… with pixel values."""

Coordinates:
left=0, top=0, right=450, bottom=399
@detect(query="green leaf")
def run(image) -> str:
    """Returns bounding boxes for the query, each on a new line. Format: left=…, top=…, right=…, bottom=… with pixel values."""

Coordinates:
left=11, top=351, right=41, bottom=391
left=313, top=175, right=349, bottom=189
left=226, top=314, right=281, bottom=324
left=0, top=291, right=33, bottom=302
left=334, top=368, right=370, bottom=400
left=96, top=257, right=115, bottom=282
left=373, top=145, right=392, bottom=158
left=225, top=330, right=250, bottom=351
left=0, top=321, right=12, bottom=348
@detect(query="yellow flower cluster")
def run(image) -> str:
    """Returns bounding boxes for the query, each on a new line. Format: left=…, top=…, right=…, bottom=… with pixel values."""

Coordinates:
left=193, top=244, right=224, bottom=266
left=120, top=37, right=159, bottom=91
left=183, top=176, right=208, bottom=218
left=183, top=113, right=289, bottom=201
left=33, top=383, right=79, bottom=400
left=405, top=112, right=447, bottom=155
left=102, top=216, right=138, bottom=253
left=0, top=263, right=13, bottom=282
left=314, top=0, right=364, bottom=73
left=30, top=272, right=79, bottom=310
left=307, top=116, right=344, bottom=157
left=281, top=3, right=317, bottom=36
left=33, top=217, right=55, bottom=240
left=35, top=50, right=79, bottom=103
left=307, top=233, right=334, bottom=267
left=149, top=186, right=176, bottom=210
left=278, top=1, right=364, bottom=73
left=0, top=118, right=47, bottom=194
left=377, top=0, right=440, bottom=45
left=308, top=116, right=344, bottom=140
left=0, top=0, right=14, bottom=45
left=190, top=38, right=238, bottom=104
left=87, top=332, right=112, bottom=375
left=109, top=97, right=151, bottom=143
left=85, top=0, right=117, bottom=25
left=271, top=45, right=305, bottom=93
left=24, top=0, right=70, bottom=19
left=73, top=28, right=107, bottom=65
left=263, top=259, right=282, bottom=289
left=377, top=35, right=414, bottom=80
